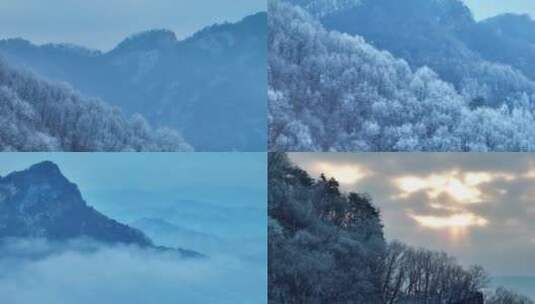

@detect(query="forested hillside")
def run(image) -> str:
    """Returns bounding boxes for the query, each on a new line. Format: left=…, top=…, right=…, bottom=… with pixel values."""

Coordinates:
left=269, top=0, right=535, bottom=151
left=0, top=13, right=267, bottom=151
left=269, top=153, right=385, bottom=303
left=294, top=0, right=535, bottom=107
left=268, top=153, right=532, bottom=303
left=0, top=59, right=191, bottom=152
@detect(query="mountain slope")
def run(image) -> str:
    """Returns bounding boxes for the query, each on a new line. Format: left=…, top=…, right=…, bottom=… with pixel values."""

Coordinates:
left=269, top=0, right=535, bottom=151
left=0, top=59, right=192, bottom=152
left=290, top=0, right=535, bottom=107
left=0, top=161, right=200, bottom=257
left=0, top=13, right=267, bottom=151
left=268, top=153, right=386, bottom=303
left=462, top=14, right=535, bottom=81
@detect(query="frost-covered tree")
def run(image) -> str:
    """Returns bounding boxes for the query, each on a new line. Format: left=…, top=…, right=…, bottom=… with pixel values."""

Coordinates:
left=0, top=59, right=192, bottom=151
left=269, top=0, right=535, bottom=152
left=268, top=153, right=385, bottom=303
left=292, top=0, right=535, bottom=107
left=382, top=241, right=488, bottom=304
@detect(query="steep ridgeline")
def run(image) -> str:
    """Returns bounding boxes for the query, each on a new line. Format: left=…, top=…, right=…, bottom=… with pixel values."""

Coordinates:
left=268, top=153, right=516, bottom=304
left=0, top=161, right=201, bottom=257
left=269, top=0, right=535, bottom=152
left=0, top=13, right=267, bottom=151
left=0, top=59, right=192, bottom=152
left=289, top=0, right=535, bottom=107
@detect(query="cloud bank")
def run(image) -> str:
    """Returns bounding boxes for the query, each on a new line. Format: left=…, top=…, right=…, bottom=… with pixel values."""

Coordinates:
left=0, top=239, right=265, bottom=304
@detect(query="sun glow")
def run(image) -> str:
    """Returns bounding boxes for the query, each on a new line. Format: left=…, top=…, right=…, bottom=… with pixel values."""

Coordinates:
left=314, top=162, right=370, bottom=184
left=394, top=171, right=514, bottom=203
left=410, top=213, right=488, bottom=229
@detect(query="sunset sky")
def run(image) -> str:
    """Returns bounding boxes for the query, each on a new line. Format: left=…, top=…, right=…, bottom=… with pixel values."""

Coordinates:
left=290, top=153, right=535, bottom=277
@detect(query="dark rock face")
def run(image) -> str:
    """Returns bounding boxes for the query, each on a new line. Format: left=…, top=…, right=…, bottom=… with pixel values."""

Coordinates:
left=0, top=161, right=151, bottom=247
left=454, top=292, right=484, bottom=304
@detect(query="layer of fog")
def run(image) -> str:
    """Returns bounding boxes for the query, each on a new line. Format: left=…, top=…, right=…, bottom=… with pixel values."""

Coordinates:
left=0, top=238, right=266, bottom=304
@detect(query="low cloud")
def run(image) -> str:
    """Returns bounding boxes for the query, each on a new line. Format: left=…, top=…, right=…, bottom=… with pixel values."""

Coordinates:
left=0, top=239, right=265, bottom=304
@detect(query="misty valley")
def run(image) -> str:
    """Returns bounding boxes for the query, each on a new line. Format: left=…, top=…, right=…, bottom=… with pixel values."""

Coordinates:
left=0, top=156, right=266, bottom=303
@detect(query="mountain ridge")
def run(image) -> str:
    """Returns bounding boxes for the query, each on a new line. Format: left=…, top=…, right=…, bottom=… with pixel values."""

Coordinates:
left=0, top=12, right=267, bottom=151
left=0, top=12, right=267, bottom=54
left=0, top=161, right=202, bottom=258
left=288, top=0, right=535, bottom=107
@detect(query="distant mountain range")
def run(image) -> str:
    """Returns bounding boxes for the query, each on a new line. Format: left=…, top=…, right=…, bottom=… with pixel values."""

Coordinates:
left=0, top=59, right=191, bottom=152
left=0, top=161, right=201, bottom=257
left=491, top=276, right=535, bottom=300
left=84, top=190, right=266, bottom=239
left=131, top=217, right=223, bottom=253
left=0, top=12, right=267, bottom=151
left=269, top=0, right=535, bottom=151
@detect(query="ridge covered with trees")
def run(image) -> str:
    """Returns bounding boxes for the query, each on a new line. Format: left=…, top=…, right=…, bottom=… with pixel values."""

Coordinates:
left=0, top=59, right=192, bottom=151
left=268, top=153, right=532, bottom=303
left=0, top=13, right=267, bottom=151
left=269, top=0, right=535, bottom=151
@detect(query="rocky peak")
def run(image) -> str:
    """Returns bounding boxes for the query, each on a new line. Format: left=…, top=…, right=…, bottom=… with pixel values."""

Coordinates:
left=28, top=160, right=61, bottom=175
left=1, top=161, right=71, bottom=191
left=0, top=162, right=202, bottom=257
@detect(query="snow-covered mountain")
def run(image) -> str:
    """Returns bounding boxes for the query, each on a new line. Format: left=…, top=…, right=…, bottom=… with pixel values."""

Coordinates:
left=0, top=12, right=267, bottom=151
left=290, top=0, right=535, bottom=107
left=269, top=0, right=535, bottom=152
left=0, top=59, right=192, bottom=152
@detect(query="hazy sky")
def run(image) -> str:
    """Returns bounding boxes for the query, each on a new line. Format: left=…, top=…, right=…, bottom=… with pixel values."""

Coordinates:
left=0, top=153, right=266, bottom=233
left=463, top=0, right=535, bottom=20
left=0, top=152, right=265, bottom=198
left=0, top=0, right=266, bottom=51
left=290, top=153, right=535, bottom=277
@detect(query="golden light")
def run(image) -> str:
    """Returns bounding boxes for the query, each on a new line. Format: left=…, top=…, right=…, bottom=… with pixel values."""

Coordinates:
left=429, top=202, right=460, bottom=211
left=393, top=171, right=513, bottom=204
left=314, top=162, right=370, bottom=185
left=464, top=172, right=493, bottom=185
left=524, top=168, right=535, bottom=179
left=410, top=213, right=488, bottom=229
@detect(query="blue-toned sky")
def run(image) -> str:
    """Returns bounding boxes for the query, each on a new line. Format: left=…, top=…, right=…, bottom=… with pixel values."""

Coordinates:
left=0, top=0, right=266, bottom=50
left=0, top=152, right=265, bottom=200
left=463, top=0, right=535, bottom=20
